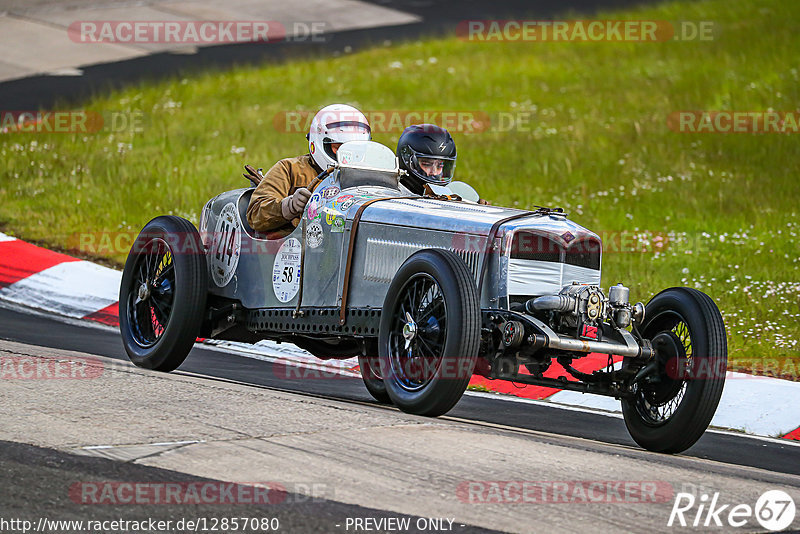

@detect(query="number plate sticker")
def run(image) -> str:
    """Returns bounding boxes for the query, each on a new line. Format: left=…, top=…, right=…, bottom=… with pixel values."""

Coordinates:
left=210, top=203, right=241, bottom=287
left=272, top=237, right=302, bottom=303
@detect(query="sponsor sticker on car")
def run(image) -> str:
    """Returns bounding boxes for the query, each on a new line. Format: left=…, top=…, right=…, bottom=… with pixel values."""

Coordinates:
left=331, top=215, right=345, bottom=232
left=320, top=186, right=340, bottom=200
left=307, top=192, right=322, bottom=220
left=333, top=194, right=356, bottom=213
left=272, top=238, right=302, bottom=302
left=306, top=220, right=324, bottom=248
left=323, top=206, right=344, bottom=227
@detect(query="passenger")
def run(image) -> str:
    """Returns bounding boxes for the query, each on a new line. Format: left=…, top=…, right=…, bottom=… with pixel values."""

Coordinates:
left=396, top=124, right=488, bottom=204
left=246, top=104, right=371, bottom=234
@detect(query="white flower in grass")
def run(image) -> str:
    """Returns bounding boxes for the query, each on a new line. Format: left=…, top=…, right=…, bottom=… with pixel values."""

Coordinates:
left=230, top=146, right=246, bottom=155
left=389, top=61, right=403, bottom=69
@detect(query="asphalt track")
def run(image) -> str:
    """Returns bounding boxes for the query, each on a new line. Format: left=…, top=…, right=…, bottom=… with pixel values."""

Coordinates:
left=0, top=440, right=498, bottom=533
left=1, top=305, right=798, bottom=478
left=2, top=1, right=799, bottom=530
left=0, top=0, right=664, bottom=109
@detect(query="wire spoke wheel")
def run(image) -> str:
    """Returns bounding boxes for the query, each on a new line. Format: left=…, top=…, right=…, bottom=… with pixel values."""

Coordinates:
left=128, top=238, right=175, bottom=348
left=379, top=249, right=480, bottom=417
left=119, top=216, right=207, bottom=372
left=634, top=316, right=692, bottom=424
left=621, top=287, right=727, bottom=453
left=388, top=274, right=447, bottom=391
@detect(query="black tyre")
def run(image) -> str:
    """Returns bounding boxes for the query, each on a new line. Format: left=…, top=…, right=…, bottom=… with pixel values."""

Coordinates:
left=119, top=216, right=207, bottom=371
left=378, top=249, right=481, bottom=416
left=621, top=287, right=727, bottom=453
left=358, top=340, right=391, bottom=404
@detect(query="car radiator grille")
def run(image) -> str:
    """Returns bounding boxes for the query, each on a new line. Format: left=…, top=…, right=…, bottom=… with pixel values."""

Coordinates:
left=508, top=232, right=602, bottom=295
left=511, top=232, right=601, bottom=270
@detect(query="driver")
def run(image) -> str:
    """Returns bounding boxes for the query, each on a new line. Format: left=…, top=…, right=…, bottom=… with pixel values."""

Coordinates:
left=396, top=124, right=488, bottom=204
left=246, top=104, right=371, bottom=234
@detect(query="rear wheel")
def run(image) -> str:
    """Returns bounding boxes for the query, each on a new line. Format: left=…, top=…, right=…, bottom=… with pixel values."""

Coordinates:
left=622, top=287, right=727, bottom=453
left=119, top=216, right=207, bottom=371
left=358, top=340, right=391, bottom=404
left=378, top=249, right=480, bottom=416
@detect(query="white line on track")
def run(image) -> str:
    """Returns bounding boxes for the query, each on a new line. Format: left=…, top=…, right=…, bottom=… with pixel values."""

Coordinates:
left=80, top=440, right=204, bottom=450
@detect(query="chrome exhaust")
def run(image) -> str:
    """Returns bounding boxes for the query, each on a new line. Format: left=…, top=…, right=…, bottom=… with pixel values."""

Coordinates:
left=529, top=333, right=653, bottom=359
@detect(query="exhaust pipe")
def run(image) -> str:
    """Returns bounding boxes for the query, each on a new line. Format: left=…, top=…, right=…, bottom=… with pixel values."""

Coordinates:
left=529, top=332, right=653, bottom=359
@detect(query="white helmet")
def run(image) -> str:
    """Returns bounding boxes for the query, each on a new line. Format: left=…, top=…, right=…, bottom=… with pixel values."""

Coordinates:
left=307, top=104, right=371, bottom=170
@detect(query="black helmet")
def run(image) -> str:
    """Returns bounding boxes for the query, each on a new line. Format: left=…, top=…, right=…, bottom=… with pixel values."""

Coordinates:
left=397, top=124, right=456, bottom=194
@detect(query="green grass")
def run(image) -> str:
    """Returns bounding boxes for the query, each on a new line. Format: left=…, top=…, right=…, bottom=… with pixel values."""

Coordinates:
left=1, top=0, right=798, bottom=370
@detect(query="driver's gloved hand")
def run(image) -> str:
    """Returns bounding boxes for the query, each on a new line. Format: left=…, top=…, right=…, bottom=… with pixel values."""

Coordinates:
left=281, top=187, right=312, bottom=220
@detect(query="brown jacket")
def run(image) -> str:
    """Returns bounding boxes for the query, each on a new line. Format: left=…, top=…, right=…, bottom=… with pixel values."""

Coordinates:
left=246, top=154, right=321, bottom=232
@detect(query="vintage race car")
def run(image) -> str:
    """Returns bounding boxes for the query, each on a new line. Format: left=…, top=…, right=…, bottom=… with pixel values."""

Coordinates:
left=119, top=141, right=727, bottom=453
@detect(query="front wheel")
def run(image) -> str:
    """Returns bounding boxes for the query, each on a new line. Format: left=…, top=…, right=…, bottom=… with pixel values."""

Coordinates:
left=119, top=216, right=207, bottom=371
left=378, top=249, right=481, bottom=416
left=621, top=287, right=727, bottom=453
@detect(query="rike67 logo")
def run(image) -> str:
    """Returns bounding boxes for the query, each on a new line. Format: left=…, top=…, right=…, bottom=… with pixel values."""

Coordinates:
left=668, top=489, right=796, bottom=531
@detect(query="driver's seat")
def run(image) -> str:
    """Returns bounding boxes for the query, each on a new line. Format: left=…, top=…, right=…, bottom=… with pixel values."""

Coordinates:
left=238, top=189, right=293, bottom=240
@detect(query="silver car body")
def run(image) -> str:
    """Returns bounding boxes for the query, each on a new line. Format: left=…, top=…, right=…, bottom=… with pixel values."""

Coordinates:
left=199, top=164, right=602, bottom=314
